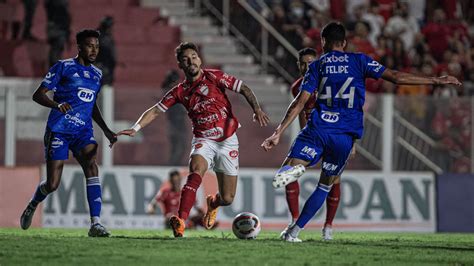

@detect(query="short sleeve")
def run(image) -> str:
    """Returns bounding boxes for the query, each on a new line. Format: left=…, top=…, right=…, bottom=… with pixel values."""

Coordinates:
left=41, top=62, right=64, bottom=91
left=300, top=61, right=320, bottom=94
left=156, top=87, right=178, bottom=112
left=215, top=70, right=242, bottom=93
left=361, top=54, right=385, bottom=79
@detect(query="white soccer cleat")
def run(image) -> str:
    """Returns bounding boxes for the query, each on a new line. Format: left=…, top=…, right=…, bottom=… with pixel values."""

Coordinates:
left=322, top=226, right=333, bottom=240
left=273, top=164, right=306, bottom=188
left=279, top=223, right=292, bottom=240
left=282, top=232, right=302, bottom=243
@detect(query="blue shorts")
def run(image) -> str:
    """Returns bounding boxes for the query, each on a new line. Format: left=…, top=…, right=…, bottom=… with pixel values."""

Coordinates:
left=287, top=125, right=354, bottom=177
left=44, top=127, right=97, bottom=161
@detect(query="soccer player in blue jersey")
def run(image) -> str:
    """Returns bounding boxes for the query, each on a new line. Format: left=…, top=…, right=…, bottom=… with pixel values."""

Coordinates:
left=20, top=29, right=117, bottom=237
left=262, top=22, right=462, bottom=242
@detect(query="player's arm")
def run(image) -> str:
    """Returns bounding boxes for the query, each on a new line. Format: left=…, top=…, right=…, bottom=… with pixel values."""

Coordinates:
left=146, top=197, right=158, bottom=214
left=92, top=102, right=117, bottom=147
left=239, top=84, right=270, bottom=126
left=297, top=109, right=308, bottom=130
left=32, top=86, right=72, bottom=113
left=261, top=90, right=312, bottom=151
left=381, top=68, right=462, bottom=86
left=117, top=105, right=163, bottom=137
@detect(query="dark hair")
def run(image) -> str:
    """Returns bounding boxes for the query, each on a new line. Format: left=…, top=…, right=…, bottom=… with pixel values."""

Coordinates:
left=175, top=42, right=199, bottom=61
left=76, top=29, right=100, bottom=44
left=298, top=48, right=317, bottom=61
left=169, top=170, right=180, bottom=178
left=321, top=22, right=346, bottom=50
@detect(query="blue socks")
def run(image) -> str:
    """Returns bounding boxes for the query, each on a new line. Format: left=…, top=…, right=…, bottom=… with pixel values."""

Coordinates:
left=295, top=183, right=332, bottom=228
left=30, top=181, right=49, bottom=207
left=86, top=177, right=102, bottom=224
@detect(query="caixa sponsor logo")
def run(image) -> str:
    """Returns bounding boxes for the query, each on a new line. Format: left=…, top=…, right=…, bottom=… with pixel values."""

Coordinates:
left=321, top=111, right=340, bottom=123
left=202, top=127, right=224, bottom=139
left=77, top=87, right=95, bottom=102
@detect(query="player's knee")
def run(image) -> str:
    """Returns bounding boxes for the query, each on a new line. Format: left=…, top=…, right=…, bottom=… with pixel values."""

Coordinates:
left=220, top=193, right=235, bottom=206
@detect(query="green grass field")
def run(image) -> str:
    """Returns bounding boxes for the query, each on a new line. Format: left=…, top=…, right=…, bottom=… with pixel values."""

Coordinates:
left=1, top=228, right=473, bottom=265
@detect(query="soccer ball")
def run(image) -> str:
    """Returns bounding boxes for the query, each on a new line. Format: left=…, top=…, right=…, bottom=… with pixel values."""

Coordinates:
left=232, top=212, right=261, bottom=239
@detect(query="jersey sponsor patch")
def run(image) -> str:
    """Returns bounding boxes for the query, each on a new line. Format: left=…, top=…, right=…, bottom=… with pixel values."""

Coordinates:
left=202, top=127, right=224, bottom=140
left=300, top=145, right=317, bottom=158
left=77, top=88, right=95, bottom=102
left=51, top=137, right=64, bottom=149
left=320, top=111, right=340, bottom=123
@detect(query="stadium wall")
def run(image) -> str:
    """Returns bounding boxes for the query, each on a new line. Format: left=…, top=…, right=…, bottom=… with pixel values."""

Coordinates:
left=0, top=167, right=42, bottom=227
left=40, top=166, right=436, bottom=232
left=436, top=174, right=474, bottom=232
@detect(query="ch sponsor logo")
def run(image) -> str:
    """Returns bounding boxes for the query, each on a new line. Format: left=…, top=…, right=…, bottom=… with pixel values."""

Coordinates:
left=65, top=113, right=86, bottom=126
left=83, top=71, right=90, bottom=78
left=322, top=162, right=338, bottom=172
left=51, top=137, right=64, bottom=149
left=229, top=150, right=239, bottom=159
left=321, top=111, right=340, bottom=123
left=77, top=87, right=95, bottom=102
left=322, top=54, right=349, bottom=63
left=202, top=127, right=224, bottom=139
left=199, top=85, right=209, bottom=96
left=301, top=146, right=317, bottom=158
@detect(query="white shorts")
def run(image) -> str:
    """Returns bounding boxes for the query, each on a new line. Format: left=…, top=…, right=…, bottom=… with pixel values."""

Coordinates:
left=190, top=133, right=239, bottom=176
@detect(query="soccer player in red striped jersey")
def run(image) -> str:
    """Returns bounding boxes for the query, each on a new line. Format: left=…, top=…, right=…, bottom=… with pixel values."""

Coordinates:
left=286, top=47, right=343, bottom=240
left=118, top=42, right=269, bottom=237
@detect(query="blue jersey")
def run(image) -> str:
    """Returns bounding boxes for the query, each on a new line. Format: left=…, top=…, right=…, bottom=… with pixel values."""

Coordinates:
left=41, top=58, right=102, bottom=134
left=301, top=50, right=385, bottom=139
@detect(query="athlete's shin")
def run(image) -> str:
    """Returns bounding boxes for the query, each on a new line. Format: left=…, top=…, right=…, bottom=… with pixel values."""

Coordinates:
left=285, top=181, right=300, bottom=221
left=178, top=173, right=202, bottom=220
left=325, top=182, right=340, bottom=227
left=86, top=176, right=102, bottom=224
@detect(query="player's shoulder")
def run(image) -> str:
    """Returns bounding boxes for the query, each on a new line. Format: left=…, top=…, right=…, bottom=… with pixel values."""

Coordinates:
left=90, top=64, right=103, bottom=77
left=203, top=68, right=225, bottom=80
left=56, top=58, right=77, bottom=68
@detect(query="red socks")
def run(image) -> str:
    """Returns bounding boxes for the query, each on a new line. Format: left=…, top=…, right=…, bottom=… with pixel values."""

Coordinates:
left=325, top=182, right=341, bottom=227
left=178, top=173, right=202, bottom=220
left=285, top=181, right=300, bottom=221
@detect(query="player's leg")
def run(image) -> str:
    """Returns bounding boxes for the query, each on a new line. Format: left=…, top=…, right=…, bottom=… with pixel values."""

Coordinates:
left=74, top=132, right=109, bottom=237
left=21, top=130, right=67, bottom=230
left=284, top=133, right=353, bottom=242
left=170, top=139, right=212, bottom=237
left=204, top=172, right=237, bottom=229
left=273, top=127, right=320, bottom=188
left=323, top=175, right=341, bottom=240
left=203, top=133, right=239, bottom=229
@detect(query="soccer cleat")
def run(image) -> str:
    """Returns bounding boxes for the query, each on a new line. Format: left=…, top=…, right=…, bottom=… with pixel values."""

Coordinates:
left=273, top=164, right=306, bottom=188
left=279, top=222, right=294, bottom=240
left=88, top=223, right=110, bottom=237
left=282, top=232, right=302, bottom=243
left=203, top=194, right=219, bottom=229
left=169, top=215, right=185, bottom=237
left=322, top=226, right=333, bottom=240
left=20, top=203, right=37, bottom=230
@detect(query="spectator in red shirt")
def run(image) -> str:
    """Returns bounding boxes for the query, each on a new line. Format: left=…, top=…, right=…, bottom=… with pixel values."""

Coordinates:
left=422, top=9, right=451, bottom=62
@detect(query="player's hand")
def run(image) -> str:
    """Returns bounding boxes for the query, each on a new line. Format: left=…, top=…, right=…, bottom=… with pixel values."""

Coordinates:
left=436, top=76, right=462, bottom=86
left=146, top=204, right=155, bottom=214
left=261, top=132, right=281, bottom=151
left=253, top=109, right=270, bottom=127
left=105, top=130, right=118, bottom=148
left=117, top=129, right=137, bottom=137
left=56, top=102, right=72, bottom=113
